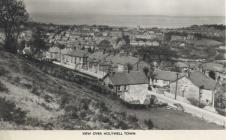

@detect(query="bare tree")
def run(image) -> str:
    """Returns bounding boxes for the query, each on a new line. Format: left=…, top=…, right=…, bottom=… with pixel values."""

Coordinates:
left=0, top=0, right=29, bottom=53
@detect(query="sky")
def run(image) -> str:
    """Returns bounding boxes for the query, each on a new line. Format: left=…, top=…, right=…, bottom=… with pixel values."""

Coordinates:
left=24, top=0, right=225, bottom=16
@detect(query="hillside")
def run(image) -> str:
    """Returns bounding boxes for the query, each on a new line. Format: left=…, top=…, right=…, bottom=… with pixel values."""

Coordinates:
left=0, top=48, right=147, bottom=130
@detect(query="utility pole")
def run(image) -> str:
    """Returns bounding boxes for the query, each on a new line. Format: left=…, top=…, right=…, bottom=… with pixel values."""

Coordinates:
left=175, top=72, right=179, bottom=100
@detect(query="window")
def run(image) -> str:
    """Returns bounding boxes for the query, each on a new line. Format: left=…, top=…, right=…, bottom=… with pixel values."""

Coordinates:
left=108, top=84, right=113, bottom=89
left=117, top=86, right=121, bottom=91
left=124, top=85, right=128, bottom=91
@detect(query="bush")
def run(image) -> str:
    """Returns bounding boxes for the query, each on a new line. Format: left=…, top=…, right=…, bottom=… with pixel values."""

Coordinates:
left=98, top=101, right=108, bottom=112
left=60, top=94, right=72, bottom=108
left=0, top=67, right=9, bottom=76
left=0, top=81, right=9, bottom=93
left=117, top=121, right=129, bottom=130
left=98, top=114, right=110, bottom=123
left=216, top=108, right=226, bottom=116
left=187, top=97, right=205, bottom=108
left=31, top=87, right=41, bottom=96
left=144, top=119, right=154, bottom=129
left=0, top=97, right=27, bottom=124
left=127, top=115, right=138, bottom=122
left=64, top=105, right=79, bottom=119
left=80, top=98, right=91, bottom=111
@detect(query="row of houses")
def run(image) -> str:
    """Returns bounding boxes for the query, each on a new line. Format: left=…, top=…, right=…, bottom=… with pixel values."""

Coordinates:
left=45, top=47, right=225, bottom=108
left=102, top=67, right=220, bottom=108
left=45, top=47, right=140, bottom=78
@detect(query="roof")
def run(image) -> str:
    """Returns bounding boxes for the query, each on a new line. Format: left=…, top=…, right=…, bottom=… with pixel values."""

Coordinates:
left=190, top=39, right=223, bottom=46
left=105, top=54, right=139, bottom=66
left=88, top=51, right=108, bottom=62
left=188, top=71, right=217, bottom=90
left=175, top=62, right=188, bottom=68
left=106, top=71, right=148, bottom=85
left=154, top=70, right=185, bottom=81
left=202, top=63, right=225, bottom=73
left=49, top=47, right=61, bottom=53
left=61, top=49, right=88, bottom=57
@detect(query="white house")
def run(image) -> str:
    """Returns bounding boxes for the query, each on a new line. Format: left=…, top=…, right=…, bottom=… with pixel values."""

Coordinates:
left=201, top=62, right=226, bottom=81
left=103, top=71, right=150, bottom=104
left=152, top=70, right=185, bottom=87
left=170, top=71, right=217, bottom=106
left=46, top=47, right=61, bottom=61
left=61, top=49, right=88, bottom=69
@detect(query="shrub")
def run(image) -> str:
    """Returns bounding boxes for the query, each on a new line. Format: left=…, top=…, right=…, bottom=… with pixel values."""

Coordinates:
left=187, top=97, right=205, bottom=108
left=127, top=115, right=138, bottom=122
left=13, top=76, right=21, bottom=84
left=117, top=121, right=129, bottom=130
left=0, top=97, right=27, bottom=124
left=31, top=85, right=41, bottom=96
left=64, top=105, right=79, bottom=119
left=44, top=94, right=52, bottom=103
left=98, top=114, right=110, bottom=123
left=98, top=101, right=108, bottom=112
left=0, top=81, right=9, bottom=93
left=80, top=98, right=91, bottom=111
left=0, top=67, right=9, bottom=76
left=144, top=119, right=154, bottom=129
left=25, top=117, right=43, bottom=127
left=59, top=93, right=72, bottom=108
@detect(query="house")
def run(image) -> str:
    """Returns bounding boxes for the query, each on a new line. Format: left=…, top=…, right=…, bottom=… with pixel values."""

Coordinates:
left=103, top=71, right=150, bottom=104
left=0, top=32, right=5, bottom=43
left=201, top=62, right=226, bottom=81
left=174, top=62, right=189, bottom=73
left=152, top=70, right=185, bottom=87
left=170, top=71, right=217, bottom=106
left=46, top=47, right=61, bottom=61
left=130, top=40, right=139, bottom=46
left=87, top=51, right=111, bottom=76
left=145, top=40, right=160, bottom=47
left=105, top=54, right=139, bottom=72
left=61, top=49, right=88, bottom=69
left=171, top=35, right=187, bottom=42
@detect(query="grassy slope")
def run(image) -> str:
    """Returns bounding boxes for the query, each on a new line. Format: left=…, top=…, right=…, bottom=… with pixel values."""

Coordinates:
left=0, top=49, right=145, bottom=130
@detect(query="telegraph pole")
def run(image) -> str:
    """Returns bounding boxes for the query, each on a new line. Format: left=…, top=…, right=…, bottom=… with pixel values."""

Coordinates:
left=175, top=72, right=179, bottom=100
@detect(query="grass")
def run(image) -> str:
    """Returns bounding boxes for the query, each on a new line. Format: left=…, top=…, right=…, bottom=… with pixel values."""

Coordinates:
left=0, top=81, right=9, bottom=93
left=0, top=97, right=27, bottom=125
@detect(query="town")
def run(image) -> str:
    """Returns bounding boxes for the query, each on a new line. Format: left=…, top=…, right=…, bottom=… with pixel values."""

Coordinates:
left=0, top=0, right=225, bottom=130
left=16, top=23, right=226, bottom=115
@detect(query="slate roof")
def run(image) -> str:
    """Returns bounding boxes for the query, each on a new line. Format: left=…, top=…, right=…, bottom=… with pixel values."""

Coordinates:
left=192, top=39, right=223, bottom=46
left=154, top=70, right=185, bottom=81
left=49, top=47, right=61, bottom=53
left=107, top=71, right=148, bottom=86
left=188, top=71, right=217, bottom=90
left=105, top=54, right=139, bottom=65
left=88, top=51, right=108, bottom=62
left=202, top=63, right=225, bottom=73
left=61, top=49, right=88, bottom=57
left=175, top=62, right=189, bottom=68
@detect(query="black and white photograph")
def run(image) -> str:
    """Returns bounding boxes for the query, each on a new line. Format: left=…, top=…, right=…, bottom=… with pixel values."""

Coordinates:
left=0, top=0, right=225, bottom=132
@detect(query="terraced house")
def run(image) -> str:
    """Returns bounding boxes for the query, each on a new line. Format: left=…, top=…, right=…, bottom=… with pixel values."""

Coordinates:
left=60, top=48, right=88, bottom=69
